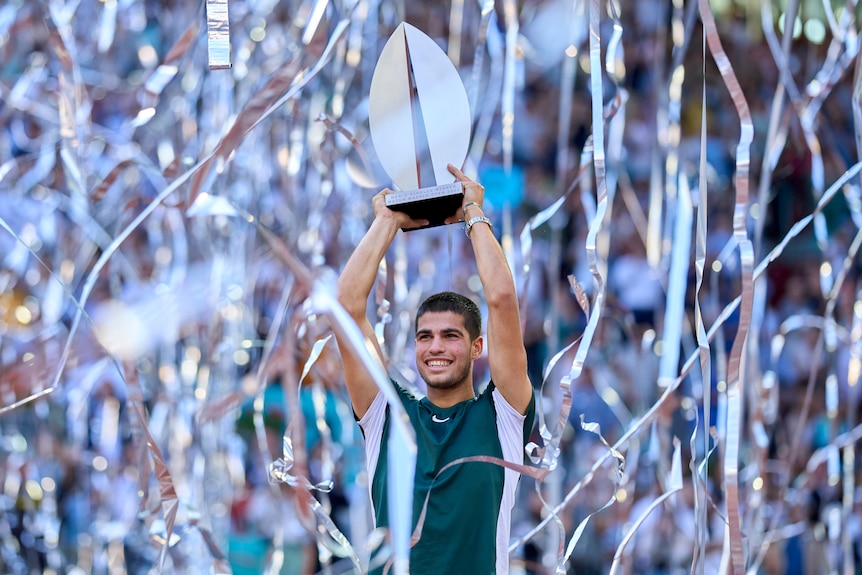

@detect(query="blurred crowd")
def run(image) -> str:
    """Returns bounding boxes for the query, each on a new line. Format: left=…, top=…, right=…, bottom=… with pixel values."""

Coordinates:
left=2, top=0, right=862, bottom=574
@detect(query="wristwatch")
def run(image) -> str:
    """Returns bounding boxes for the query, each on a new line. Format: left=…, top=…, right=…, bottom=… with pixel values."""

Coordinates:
left=464, top=215, right=493, bottom=237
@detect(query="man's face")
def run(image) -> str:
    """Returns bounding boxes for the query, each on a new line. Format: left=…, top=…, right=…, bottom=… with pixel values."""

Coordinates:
left=414, top=311, right=481, bottom=390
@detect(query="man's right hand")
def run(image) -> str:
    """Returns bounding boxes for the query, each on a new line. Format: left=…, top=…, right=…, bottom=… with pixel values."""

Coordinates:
left=373, top=188, right=430, bottom=230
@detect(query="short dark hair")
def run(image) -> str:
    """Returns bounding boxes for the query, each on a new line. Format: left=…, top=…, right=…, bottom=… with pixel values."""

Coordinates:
left=415, top=291, right=482, bottom=341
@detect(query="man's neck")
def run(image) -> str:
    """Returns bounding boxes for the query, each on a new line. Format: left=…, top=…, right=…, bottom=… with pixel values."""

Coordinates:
left=425, top=382, right=476, bottom=408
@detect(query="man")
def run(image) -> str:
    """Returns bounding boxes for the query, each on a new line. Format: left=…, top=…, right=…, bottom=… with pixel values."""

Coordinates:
left=335, top=164, right=535, bottom=574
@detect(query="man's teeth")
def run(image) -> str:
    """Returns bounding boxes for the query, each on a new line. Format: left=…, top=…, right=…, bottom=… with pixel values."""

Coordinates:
left=428, top=360, right=450, bottom=367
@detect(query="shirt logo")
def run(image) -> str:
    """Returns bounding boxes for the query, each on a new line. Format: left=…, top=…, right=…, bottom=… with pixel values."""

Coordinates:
left=431, top=414, right=450, bottom=423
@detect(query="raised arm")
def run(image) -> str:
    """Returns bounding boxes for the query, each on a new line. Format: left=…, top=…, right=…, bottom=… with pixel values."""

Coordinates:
left=335, top=191, right=428, bottom=418
left=448, top=165, right=533, bottom=414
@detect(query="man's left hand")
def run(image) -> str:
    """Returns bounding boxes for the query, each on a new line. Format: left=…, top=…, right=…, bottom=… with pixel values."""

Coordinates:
left=445, top=164, right=486, bottom=225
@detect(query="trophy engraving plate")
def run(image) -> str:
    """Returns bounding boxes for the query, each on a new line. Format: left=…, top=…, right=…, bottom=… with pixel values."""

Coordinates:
left=384, top=181, right=464, bottom=227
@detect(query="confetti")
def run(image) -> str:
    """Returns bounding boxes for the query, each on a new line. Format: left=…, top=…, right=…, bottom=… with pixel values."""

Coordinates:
left=1, top=1, right=861, bottom=573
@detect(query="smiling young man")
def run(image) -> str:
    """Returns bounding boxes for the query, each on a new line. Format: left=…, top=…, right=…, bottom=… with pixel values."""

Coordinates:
left=334, top=165, right=535, bottom=575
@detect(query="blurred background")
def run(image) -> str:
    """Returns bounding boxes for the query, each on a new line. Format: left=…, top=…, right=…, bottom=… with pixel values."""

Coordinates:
left=1, top=0, right=862, bottom=573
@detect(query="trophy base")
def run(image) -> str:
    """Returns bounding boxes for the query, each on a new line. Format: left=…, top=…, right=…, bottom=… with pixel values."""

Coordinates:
left=384, top=182, right=464, bottom=230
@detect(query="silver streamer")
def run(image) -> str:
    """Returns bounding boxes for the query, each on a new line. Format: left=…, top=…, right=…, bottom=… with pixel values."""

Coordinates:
left=206, top=0, right=231, bottom=70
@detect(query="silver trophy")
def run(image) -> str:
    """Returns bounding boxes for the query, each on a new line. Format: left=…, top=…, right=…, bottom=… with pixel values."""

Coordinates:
left=369, top=23, right=472, bottom=229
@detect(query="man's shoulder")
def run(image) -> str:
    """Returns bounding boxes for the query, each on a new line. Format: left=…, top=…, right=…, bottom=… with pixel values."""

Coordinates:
left=477, top=379, right=496, bottom=398
left=485, top=380, right=536, bottom=420
left=392, top=378, right=424, bottom=402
